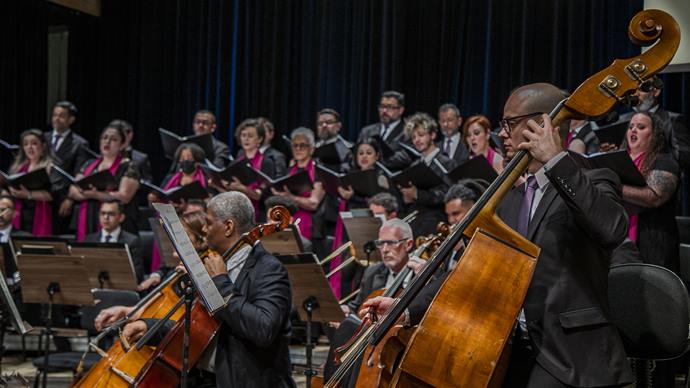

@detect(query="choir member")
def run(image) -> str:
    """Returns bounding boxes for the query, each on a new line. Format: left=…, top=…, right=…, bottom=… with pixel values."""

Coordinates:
left=462, top=115, right=504, bottom=173
left=68, top=125, right=140, bottom=240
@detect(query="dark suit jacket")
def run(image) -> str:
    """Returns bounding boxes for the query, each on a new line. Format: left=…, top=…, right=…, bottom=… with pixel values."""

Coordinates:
left=44, top=130, right=89, bottom=175
left=211, top=243, right=295, bottom=387
left=437, top=136, right=470, bottom=165
left=124, top=147, right=152, bottom=182
left=495, top=154, right=632, bottom=386
left=358, top=120, right=406, bottom=150
left=83, top=230, right=145, bottom=283
left=347, top=262, right=388, bottom=312
left=212, top=137, right=231, bottom=167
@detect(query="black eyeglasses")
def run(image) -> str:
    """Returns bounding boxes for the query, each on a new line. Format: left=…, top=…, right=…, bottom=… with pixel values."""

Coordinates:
left=373, top=238, right=408, bottom=248
left=499, top=112, right=543, bottom=135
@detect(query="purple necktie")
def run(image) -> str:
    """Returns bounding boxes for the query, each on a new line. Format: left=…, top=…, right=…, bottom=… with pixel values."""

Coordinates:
left=517, top=175, right=538, bottom=237
left=443, top=138, right=452, bottom=156
left=52, top=134, right=62, bottom=151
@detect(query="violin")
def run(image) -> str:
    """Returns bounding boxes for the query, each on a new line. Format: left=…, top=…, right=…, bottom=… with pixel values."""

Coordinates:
left=131, top=206, right=291, bottom=387
left=325, top=9, right=680, bottom=388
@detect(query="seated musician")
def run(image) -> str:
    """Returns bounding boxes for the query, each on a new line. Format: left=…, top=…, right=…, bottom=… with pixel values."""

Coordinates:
left=0, top=195, right=30, bottom=287
left=95, top=210, right=208, bottom=328
left=83, top=199, right=145, bottom=283
left=341, top=218, right=413, bottom=316
left=122, top=192, right=295, bottom=387
left=4, top=129, right=59, bottom=236
left=68, top=124, right=140, bottom=240
left=364, top=83, right=632, bottom=388
left=367, top=192, right=398, bottom=220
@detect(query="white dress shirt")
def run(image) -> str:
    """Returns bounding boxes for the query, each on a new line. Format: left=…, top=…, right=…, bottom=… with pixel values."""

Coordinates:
left=100, top=227, right=121, bottom=243
left=51, top=130, right=71, bottom=151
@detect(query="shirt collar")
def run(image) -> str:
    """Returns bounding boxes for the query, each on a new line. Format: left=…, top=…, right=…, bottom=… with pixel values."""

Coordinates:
left=102, top=226, right=121, bottom=242
left=0, top=225, right=12, bottom=242
left=530, top=166, right=550, bottom=191
left=570, top=122, right=586, bottom=135
left=423, top=148, right=441, bottom=165
left=259, top=144, right=270, bottom=153
left=383, top=119, right=401, bottom=131
left=448, top=132, right=460, bottom=144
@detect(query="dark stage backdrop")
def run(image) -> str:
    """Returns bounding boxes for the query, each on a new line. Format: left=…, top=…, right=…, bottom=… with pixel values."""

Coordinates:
left=2, top=0, right=688, bottom=183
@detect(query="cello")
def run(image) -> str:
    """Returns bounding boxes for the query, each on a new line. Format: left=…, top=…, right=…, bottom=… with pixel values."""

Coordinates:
left=131, top=205, right=291, bottom=387
left=326, top=8, right=680, bottom=387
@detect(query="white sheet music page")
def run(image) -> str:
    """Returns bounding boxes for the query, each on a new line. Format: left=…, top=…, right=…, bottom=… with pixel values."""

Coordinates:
left=152, top=203, right=226, bottom=314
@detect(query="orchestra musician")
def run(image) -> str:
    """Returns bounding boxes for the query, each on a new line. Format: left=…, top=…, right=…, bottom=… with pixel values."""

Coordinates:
left=121, top=192, right=295, bottom=387
left=363, top=83, right=633, bottom=387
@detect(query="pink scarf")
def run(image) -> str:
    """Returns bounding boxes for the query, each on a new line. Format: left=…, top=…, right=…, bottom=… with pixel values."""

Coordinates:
left=241, top=150, right=265, bottom=218
left=76, top=156, right=122, bottom=241
left=627, top=152, right=646, bottom=242
left=290, top=159, right=315, bottom=240
left=565, top=131, right=575, bottom=148
left=150, top=166, right=207, bottom=271
left=328, top=199, right=348, bottom=298
left=12, top=163, right=52, bottom=236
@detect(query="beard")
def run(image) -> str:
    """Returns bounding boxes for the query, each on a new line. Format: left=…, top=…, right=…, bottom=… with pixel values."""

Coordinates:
left=634, top=94, right=657, bottom=112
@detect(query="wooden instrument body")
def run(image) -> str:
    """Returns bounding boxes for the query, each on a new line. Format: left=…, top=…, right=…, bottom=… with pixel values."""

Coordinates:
left=356, top=325, right=415, bottom=388
left=134, top=300, right=219, bottom=387
left=72, top=272, right=186, bottom=388
left=390, top=229, right=537, bottom=387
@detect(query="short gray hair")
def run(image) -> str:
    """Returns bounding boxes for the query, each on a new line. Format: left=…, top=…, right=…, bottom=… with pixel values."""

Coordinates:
left=291, top=127, right=315, bottom=146
left=208, top=192, right=255, bottom=233
left=381, top=218, right=413, bottom=240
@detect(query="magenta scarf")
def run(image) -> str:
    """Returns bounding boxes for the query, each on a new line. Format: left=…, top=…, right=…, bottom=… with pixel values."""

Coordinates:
left=12, top=163, right=52, bottom=236
left=241, top=150, right=265, bottom=217
left=328, top=199, right=348, bottom=298
left=627, top=152, right=646, bottom=242
left=290, top=159, right=315, bottom=240
left=163, top=167, right=207, bottom=190
left=150, top=166, right=207, bottom=271
left=565, top=131, right=574, bottom=148
left=76, top=156, right=122, bottom=241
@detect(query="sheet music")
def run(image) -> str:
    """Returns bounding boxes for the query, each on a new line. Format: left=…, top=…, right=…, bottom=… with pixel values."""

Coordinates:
left=153, top=203, right=226, bottom=314
left=0, top=267, right=30, bottom=334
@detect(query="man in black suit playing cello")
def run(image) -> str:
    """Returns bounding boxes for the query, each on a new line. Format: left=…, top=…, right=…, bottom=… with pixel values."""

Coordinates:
left=364, top=83, right=633, bottom=387
left=122, top=192, right=295, bottom=387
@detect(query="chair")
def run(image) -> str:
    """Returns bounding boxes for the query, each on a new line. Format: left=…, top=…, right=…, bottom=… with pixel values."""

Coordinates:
left=31, top=290, right=140, bottom=387
left=137, top=206, right=156, bottom=231
left=138, top=230, right=155, bottom=275
left=678, top=216, right=690, bottom=245
left=608, top=263, right=690, bottom=388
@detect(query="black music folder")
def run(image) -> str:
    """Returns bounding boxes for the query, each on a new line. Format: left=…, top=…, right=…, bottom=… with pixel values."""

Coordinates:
left=201, top=159, right=264, bottom=186
left=370, top=134, right=395, bottom=158
left=388, top=160, right=443, bottom=189
left=0, top=138, right=19, bottom=152
left=266, top=170, right=313, bottom=195
left=53, top=165, right=119, bottom=191
left=593, top=120, right=628, bottom=146
left=0, top=168, right=51, bottom=190
left=314, top=136, right=352, bottom=166
left=141, top=180, right=208, bottom=201
left=570, top=150, right=646, bottom=186
left=447, top=155, right=499, bottom=183
left=159, top=127, right=215, bottom=161
left=316, top=164, right=387, bottom=198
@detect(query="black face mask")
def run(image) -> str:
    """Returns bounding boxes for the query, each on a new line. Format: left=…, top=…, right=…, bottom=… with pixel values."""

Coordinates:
left=179, top=160, right=196, bottom=174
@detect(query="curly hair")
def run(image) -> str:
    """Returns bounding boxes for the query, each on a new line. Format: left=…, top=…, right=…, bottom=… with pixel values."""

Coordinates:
left=403, top=112, right=438, bottom=140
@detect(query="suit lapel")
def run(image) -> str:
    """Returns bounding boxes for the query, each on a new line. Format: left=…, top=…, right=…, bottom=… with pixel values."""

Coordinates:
left=372, top=268, right=388, bottom=290
left=499, top=187, right=524, bottom=230
left=233, top=244, right=259, bottom=288
left=527, top=186, right=559, bottom=240
left=57, top=131, right=73, bottom=160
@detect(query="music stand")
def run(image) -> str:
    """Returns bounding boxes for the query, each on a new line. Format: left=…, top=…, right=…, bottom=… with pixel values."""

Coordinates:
left=0, top=267, right=31, bottom=374
left=70, top=242, right=139, bottom=290
left=150, top=217, right=179, bottom=267
left=341, top=211, right=384, bottom=263
left=277, top=253, right=345, bottom=388
left=11, top=236, right=70, bottom=255
left=16, top=253, right=93, bottom=388
left=261, top=224, right=304, bottom=255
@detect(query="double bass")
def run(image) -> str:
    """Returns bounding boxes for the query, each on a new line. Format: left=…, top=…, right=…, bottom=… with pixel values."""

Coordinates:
left=326, top=8, right=680, bottom=387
